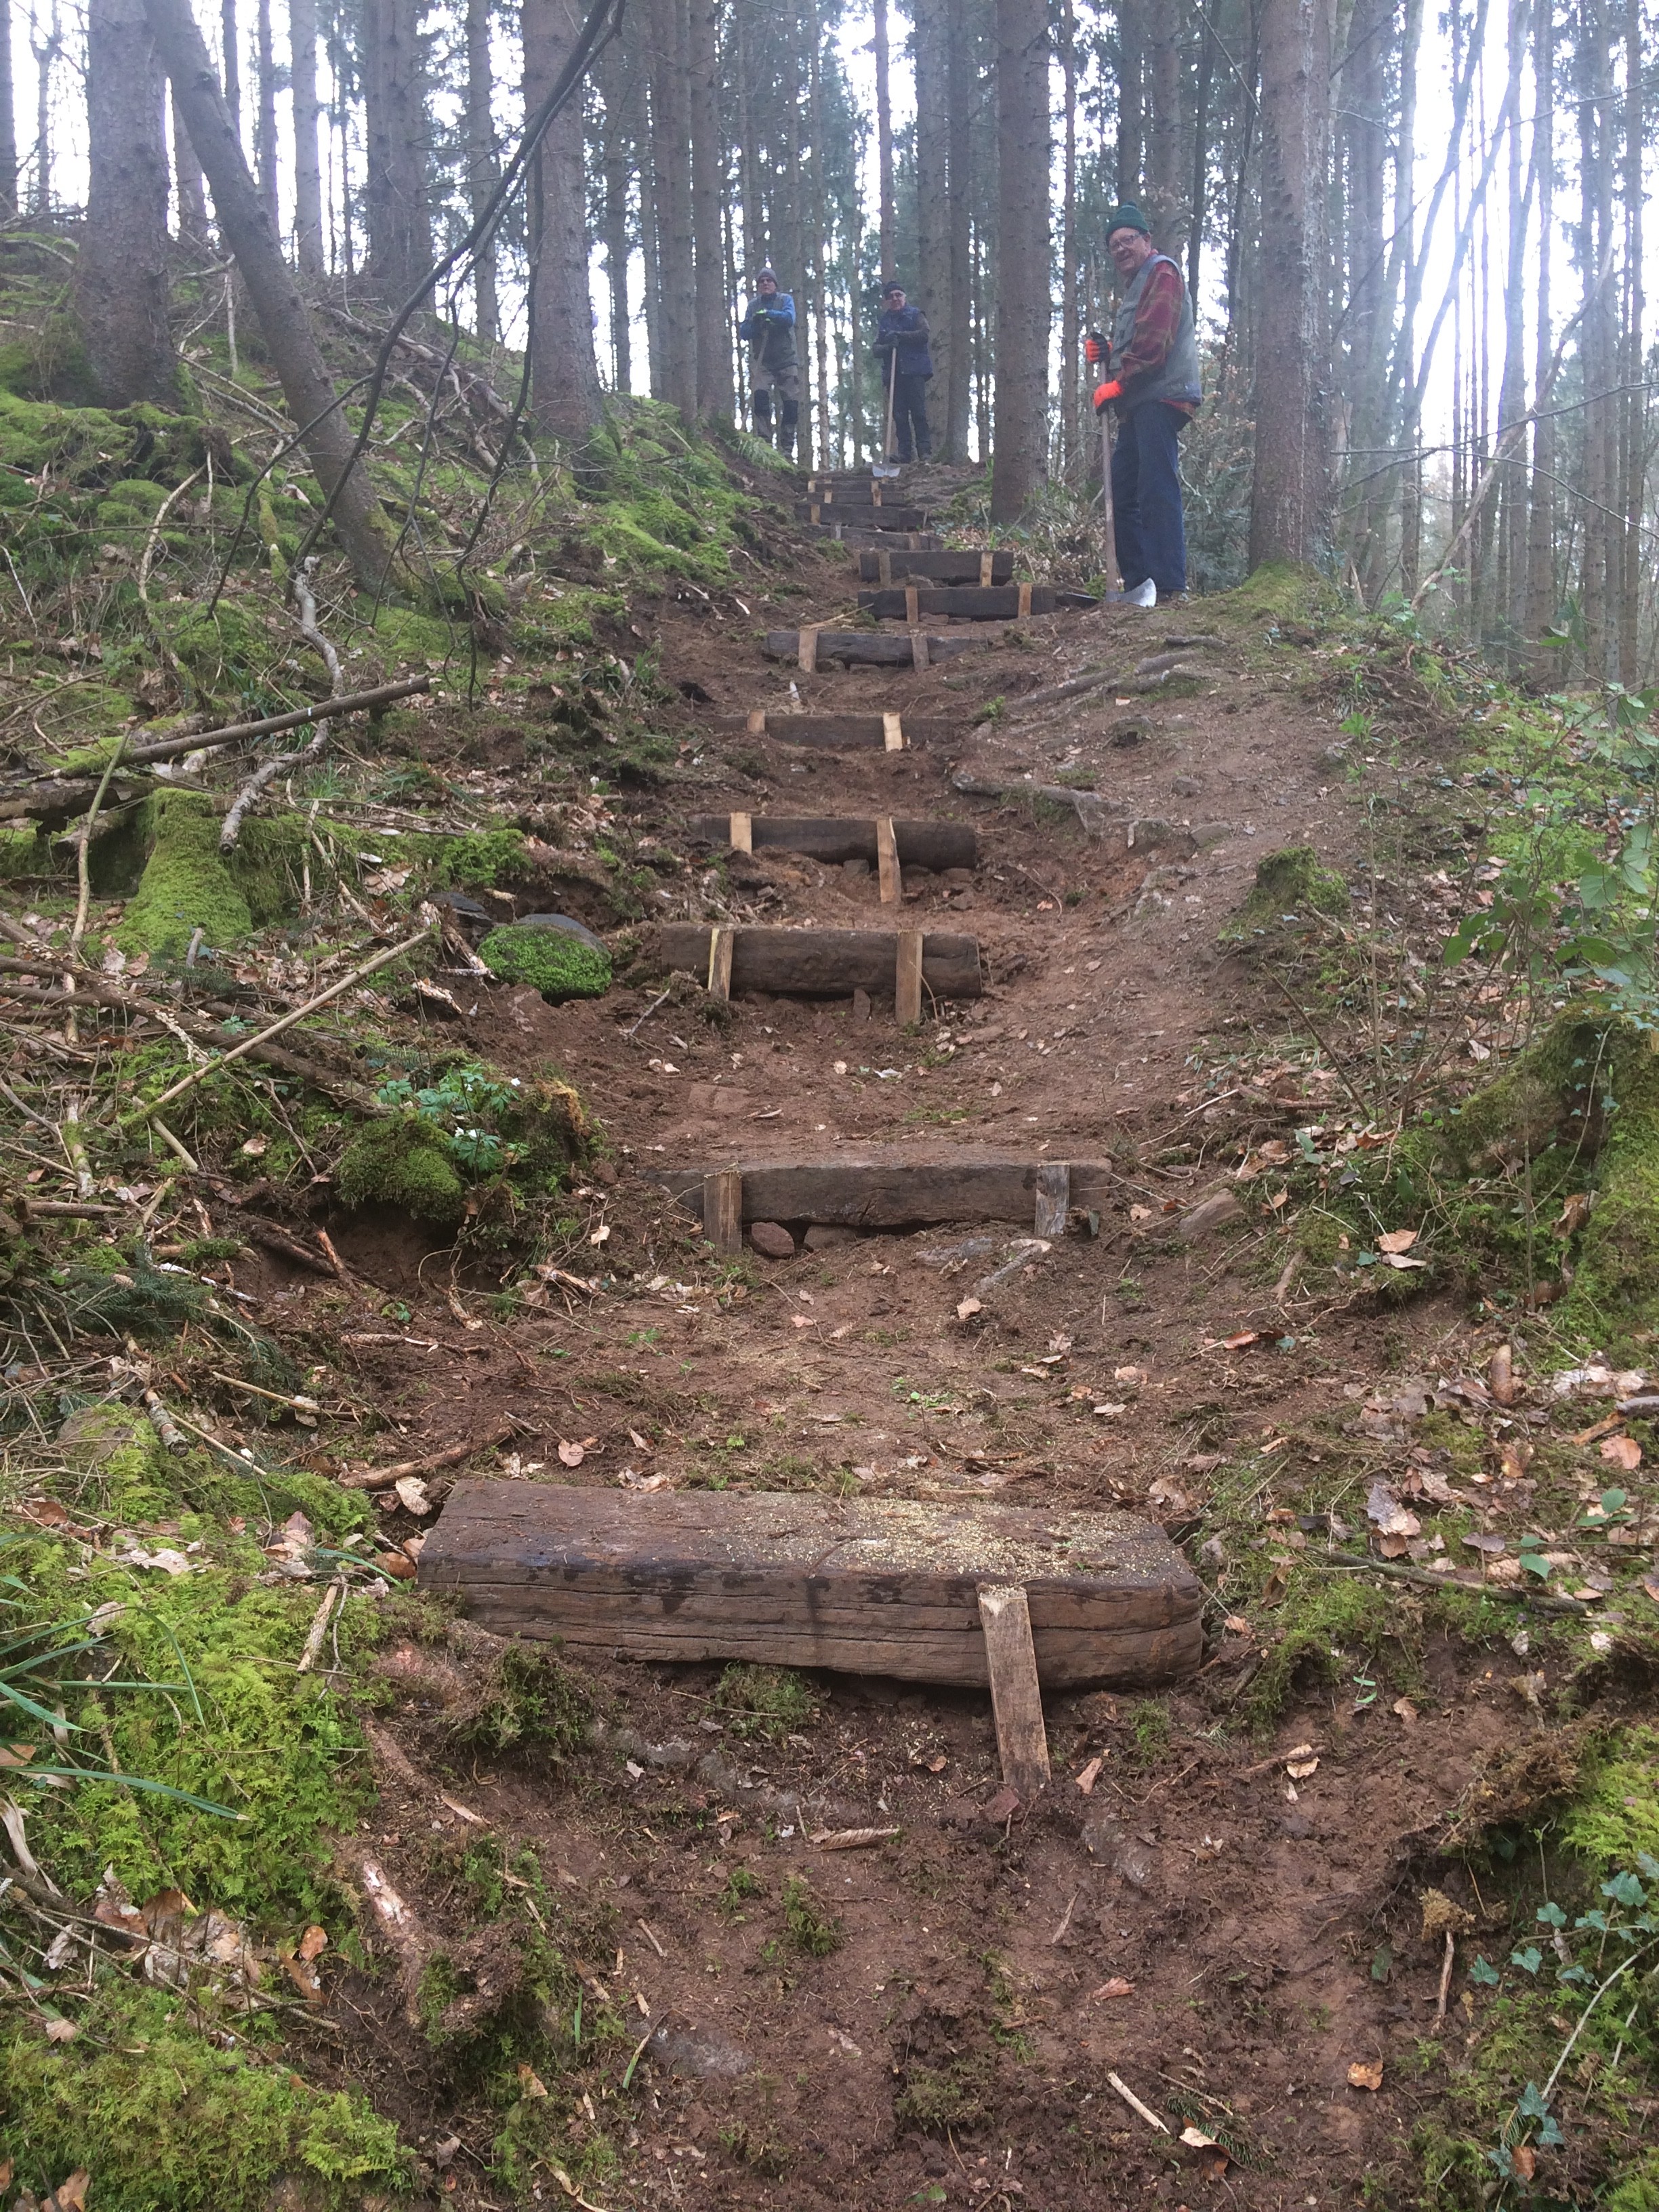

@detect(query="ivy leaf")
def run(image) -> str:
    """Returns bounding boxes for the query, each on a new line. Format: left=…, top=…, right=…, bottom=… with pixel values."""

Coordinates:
left=1603, top=1871, right=1647, bottom=1910
left=1469, top=1955, right=1500, bottom=1986
left=1510, top=1945, right=1543, bottom=1975
left=1537, top=1902, right=1567, bottom=1929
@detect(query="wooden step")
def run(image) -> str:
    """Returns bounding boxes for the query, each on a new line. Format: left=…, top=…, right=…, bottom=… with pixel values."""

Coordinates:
left=419, top=1487, right=1204, bottom=1689
left=802, top=525, right=944, bottom=550
left=653, top=923, right=981, bottom=1002
left=857, top=550, right=1015, bottom=585
left=800, top=480, right=901, bottom=506
left=795, top=501, right=928, bottom=530
left=714, top=711, right=954, bottom=750
left=764, top=627, right=979, bottom=669
left=652, top=1151, right=1113, bottom=1234
left=857, top=585, right=1098, bottom=621
left=688, top=814, right=977, bottom=871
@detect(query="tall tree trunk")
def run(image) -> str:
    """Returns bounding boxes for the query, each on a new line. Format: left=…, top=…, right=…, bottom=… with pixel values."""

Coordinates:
left=990, top=0, right=1049, bottom=520
left=1117, top=0, right=1144, bottom=199
left=289, top=0, right=324, bottom=271
left=363, top=0, right=434, bottom=300
left=806, top=0, right=830, bottom=466
left=1248, top=0, right=1334, bottom=567
left=1525, top=0, right=1556, bottom=653
left=735, top=1, right=764, bottom=276
left=913, top=0, right=951, bottom=455
left=1145, top=8, right=1181, bottom=245
left=688, top=0, right=732, bottom=417
left=0, top=0, right=17, bottom=213
left=76, top=0, right=178, bottom=407
left=647, top=0, right=697, bottom=417
left=944, top=16, right=973, bottom=457
left=523, top=0, right=604, bottom=443
left=874, top=0, right=896, bottom=282
left=220, top=0, right=239, bottom=132
left=1494, top=0, right=1530, bottom=642
left=1188, top=5, right=1214, bottom=308
left=464, top=0, right=499, bottom=337
left=1578, top=0, right=1614, bottom=674
left=1059, top=0, right=1078, bottom=476
left=254, top=0, right=276, bottom=229
left=172, top=83, right=209, bottom=239
left=639, top=117, right=665, bottom=395
left=30, top=4, right=62, bottom=216
left=144, top=0, right=393, bottom=586
left=1618, top=0, right=1642, bottom=682
left=597, top=37, right=633, bottom=388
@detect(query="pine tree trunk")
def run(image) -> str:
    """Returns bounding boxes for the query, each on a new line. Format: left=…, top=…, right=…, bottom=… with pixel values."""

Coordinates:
left=172, top=85, right=209, bottom=239
left=289, top=0, right=324, bottom=272
left=688, top=0, right=732, bottom=417
left=1060, top=0, right=1078, bottom=476
left=254, top=0, right=276, bottom=230
left=874, top=0, right=896, bottom=283
left=464, top=0, right=499, bottom=337
left=1248, top=0, right=1333, bottom=567
left=597, top=38, right=633, bottom=388
left=990, top=0, right=1049, bottom=520
left=735, top=1, right=764, bottom=277
left=1118, top=0, right=1144, bottom=199
left=1187, top=6, right=1213, bottom=308
left=363, top=0, right=434, bottom=301
left=944, top=17, right=973, bottom=457
left=1525, top=0, right=1555, bottom=655
left=913, top=0, right=951, bottom=455
left=647, top=0, right=697, bottom=419
left=144, top=0, right=394, bottom=586
left=31, top=8, right=61, bottom=216
left=221, top=0, right=239, bottom=131
left=807, top=0, right=830, bottom=466
left=1145, top=9, right=1181, bottom=245
left=1618, top=0, right=1641, bottom=682
left=523, top=0, right=604, bottom=444
left=0, top=0, right=17, bottom=213
left=1494, top=0, right=1530, bottom=643
left=76, top=0, right=178, bottom=408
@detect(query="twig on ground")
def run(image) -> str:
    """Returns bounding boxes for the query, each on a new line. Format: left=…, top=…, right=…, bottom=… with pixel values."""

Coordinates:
left=335, top=1418, right=515, bottom=1490
left=1106, top=2071, right=1169, bottom=2132
left=296, top=1580, right=344, bottom=1674
left=623, top=987, right=672, bottom=1038
left=1307, top=1551, right=1588, bottom=1615
left=1433, top=1927, right=1456, bottom=2030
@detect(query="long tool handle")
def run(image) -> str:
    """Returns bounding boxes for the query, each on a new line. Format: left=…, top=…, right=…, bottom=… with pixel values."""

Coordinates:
left=1099, top=405, right=1118, bottom=592
left=884, top=347, right=898, bottom=464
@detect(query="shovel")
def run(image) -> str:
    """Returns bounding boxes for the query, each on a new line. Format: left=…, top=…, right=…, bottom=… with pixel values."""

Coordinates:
left=872, top=346, right=901, bottom=478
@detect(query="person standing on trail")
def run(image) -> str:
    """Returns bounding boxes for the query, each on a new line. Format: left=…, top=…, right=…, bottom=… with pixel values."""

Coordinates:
left=1088, top=204, right=1202, bottom=607
left=874, top=281, right=934, bottom=464
left=737, top=267, right=801, bottom=460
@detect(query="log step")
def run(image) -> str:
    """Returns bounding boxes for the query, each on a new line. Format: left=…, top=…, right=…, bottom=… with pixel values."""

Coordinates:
left=764, top=628, right=979, bottom=669
left=689, top=815, right=978, bottom=871
left=418, top=1486, right=1204, bottom=1689
left=795, top=502, right=928, bottom=531
left=802, top=525, right=944, bottom=550
left=713, top=712, right=956, bottom=751
left=857, top=586, right=1099, bottom=621
left=650, top=1151, right=1113, bottom=1233
left=857, top=550, right=1015, bottom=585
left=652, top=923, right=981, bottom=1001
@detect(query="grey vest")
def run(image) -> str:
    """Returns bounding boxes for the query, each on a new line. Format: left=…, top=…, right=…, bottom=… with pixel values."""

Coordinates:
left=1111, top=253, right=1202, bottom=413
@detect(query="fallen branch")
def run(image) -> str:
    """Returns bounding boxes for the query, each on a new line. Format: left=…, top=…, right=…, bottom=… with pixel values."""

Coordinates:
left=68, top=735, right=129, bottom=965
left=241, top=1221, right=335, bottom=1275
left=1306, top=1552, right=1589, bottom=1616
left=1106, top=2070, right=1168, bottom=2133
left=117, top=924, right=433, bottom=1130
left=336, top=1418, right=515, bottom=1490
left=221, top=558, right=344, bottom=851
left=91, top=677, right=430, bottom=770
left=1002, top=665, right=1118, bottom=719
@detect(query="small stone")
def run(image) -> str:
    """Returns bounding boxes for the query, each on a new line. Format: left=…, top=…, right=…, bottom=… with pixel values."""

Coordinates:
left=842, top=857, right=870, bottom=879
left=852, top=987, right=872, bottom=1021
left=803, top=1225, right=857, bottom=1250
left=1171, top=775, right=1202, bottom=797
left=749, top=1221, right=796, bottom=1260
left=951, top=888, right=977, bottom=910
left=1109, top=716, right=1152, bottom=747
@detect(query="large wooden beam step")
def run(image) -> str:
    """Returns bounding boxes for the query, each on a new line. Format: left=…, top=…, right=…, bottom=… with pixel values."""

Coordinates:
left=714, top=712, right=955, bottom=750
left=803, top=525, right=944, bottom=551
left=419, top=1486, right=1204, bottom=1689
left=798, top=481, right=899, bottom=508
left=794, top=503, right=928, bottom=531
left=653, top=924, right=981, bottom=998
left=651, top=1152, right=1115, bottom=1229
left=857, top=585, right=1099, bottom=621
left=688, top=815, right=977, bottom=869
left=763, top=628, right=980, bottom=668
left=857, top=550, right=1015, bottom=585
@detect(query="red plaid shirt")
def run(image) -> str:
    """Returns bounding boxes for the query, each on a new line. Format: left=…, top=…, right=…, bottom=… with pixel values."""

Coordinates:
left=1115, top=259, right=1197, bottom=417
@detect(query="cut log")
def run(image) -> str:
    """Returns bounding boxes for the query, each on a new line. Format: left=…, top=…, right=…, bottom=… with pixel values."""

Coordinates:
left=794, top=504, right=928, bottom=531
left=419, top=1486, right=1204, bottom=1688
left=978, top=1584, right=1052, bottom=1797
left=762, top=629, right=980, bottom=667
left=856, top=550, right=1015, bottom=585
left=712, top=712, right=956, bottom=750
left=687, top=816, right=978, bottom=869
left=653, top=925, right=981, bottom=999
left=649, top=1152, right=1117, bottom=1228
left=856, top=586, right=1099, bottom=621
left=802, top=526, right=943, bottom=551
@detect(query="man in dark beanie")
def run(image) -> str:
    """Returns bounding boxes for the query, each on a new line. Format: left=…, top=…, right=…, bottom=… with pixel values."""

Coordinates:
left=1087, top=203, right=1202, bottom=606
left=737, top=267, right=801, bottom=459
left=874, top=281, right=934, bottom=464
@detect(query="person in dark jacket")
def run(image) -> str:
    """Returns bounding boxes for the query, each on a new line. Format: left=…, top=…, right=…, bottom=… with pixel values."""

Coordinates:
left=874, top=281, right=933, bottom=464
left=737, top=266, right=800, bottom=458
left=1088, top=204, right=1202, bottom=605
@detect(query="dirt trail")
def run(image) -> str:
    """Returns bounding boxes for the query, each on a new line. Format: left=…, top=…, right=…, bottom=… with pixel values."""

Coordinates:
left=293, top=470, right=1568, bottom=2210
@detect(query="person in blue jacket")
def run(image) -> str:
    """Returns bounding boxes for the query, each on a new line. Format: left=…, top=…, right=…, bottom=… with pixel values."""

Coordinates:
left=737, top=267, right=800, bottom=459
left=874, top=281, right=933, bottom=464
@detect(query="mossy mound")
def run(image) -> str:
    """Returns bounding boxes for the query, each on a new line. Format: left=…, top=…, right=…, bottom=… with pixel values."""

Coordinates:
left=479, top=922, right=612, bottom=1002
left=1219, top=843, right=1349, bottom=945
left=117, top=789, right=253, bottom=958
left=335, top=1115, right=468, bottom=1226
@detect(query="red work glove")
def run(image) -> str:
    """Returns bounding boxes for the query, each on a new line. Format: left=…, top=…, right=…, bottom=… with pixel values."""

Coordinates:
left=1092, top=380, right=1122, bottom=413
left=1084, top=330, right=1109, bottom=364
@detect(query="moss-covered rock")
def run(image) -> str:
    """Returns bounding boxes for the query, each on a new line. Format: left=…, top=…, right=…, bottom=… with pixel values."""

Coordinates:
left=117, top=790, right=253, bottom=958
left=56, top=1399, right=174, bottom=1521
left=479, top=922, right=612, bottom=1002
left=1219, top=844, right=1349, bottom=945
left=336, top=1115, right=468, bottom=1226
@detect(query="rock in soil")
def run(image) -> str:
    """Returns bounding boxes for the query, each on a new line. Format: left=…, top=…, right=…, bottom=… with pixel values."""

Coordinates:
left=750, top=1220, right=796, bottom=1259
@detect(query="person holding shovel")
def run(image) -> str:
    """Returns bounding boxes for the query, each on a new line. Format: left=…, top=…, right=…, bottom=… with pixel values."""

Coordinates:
left=1088, top=204, right=1202, bottom=607
left=737, top=266, right=801, bottom=459
left=874, top=281, right=933, bottom=465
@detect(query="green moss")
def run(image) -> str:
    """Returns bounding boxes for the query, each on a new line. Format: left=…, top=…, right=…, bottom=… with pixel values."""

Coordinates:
left=55, top=1399, right=175, bottom=1521
left=1212, top=559, right=1338, bottom=626
left=716, top=1662, right=818, bottom=1742
left=781, top=1873, right=842, bottom=1957
left=335, top=1115, right=468, bottom=1226
left=0, top=1982, right=410, bottom=2211
left=1559, top=1725, right=1659, bottom=1868
left=447, top=1641, right=592, bottom=1755
left=0, top=820, right=44, bottom=877
left=1221, top=844, right=1349, bottom=945
left=1606, top=2152, right=1659, bottom=2212
left=478, top=924, right=611, bottom=1002
left=117, top=790, right=253, bottom=958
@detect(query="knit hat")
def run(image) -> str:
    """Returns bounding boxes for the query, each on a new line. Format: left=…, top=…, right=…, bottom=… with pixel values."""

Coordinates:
left=1105, top=203, right=1151, bottom=239
left=757, top=264, right=777, bottom=281
left=882, top=280, right=905, bottom=298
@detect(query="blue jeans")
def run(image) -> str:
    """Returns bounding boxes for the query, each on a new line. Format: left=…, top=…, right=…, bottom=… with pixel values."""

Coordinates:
left=1111, top=402, right=1188, bottom=596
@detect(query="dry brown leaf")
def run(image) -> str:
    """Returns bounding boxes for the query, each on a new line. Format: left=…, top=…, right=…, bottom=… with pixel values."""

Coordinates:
left=518, top=2062, right=550, bottom=2098
left=392, top=1475, right=432, bottom=1515
left=1286, top=1757, right=1319, bottom=1780
left=956, top=1297, right=983, bottom=1322
left=1601, top=1433, right=1643, bottom=1471
left=1643, top=1576, right=1659, bottom=1606
left=43, top=2019, right=77, bottom=2043
left=1221, top=1330, right=1259, bottom=1350
left=1090, top=1976, right=1135, bottom=2001
left=1074, top=1755, right=1104, bottom=1796
left=298, top=1924, right=328, bottom=1961
left=557, top=1439, right=586, bottom=1468
left=1377, top=1227, right=1419, bottom=1254
left=1511, top=2146, right=1538, bottom=2182
left=1392, top=1696, right=1419, bottom=1725
left=1554, top=1193, right=1591, bottom=1237
left=1347, top=2061, right=1383, bottom=2091
left=52, top=2173, right=89, bottom=2211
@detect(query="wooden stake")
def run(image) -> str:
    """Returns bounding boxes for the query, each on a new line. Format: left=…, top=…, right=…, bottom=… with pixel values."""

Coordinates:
left=703, top=1168, right=743, bottom=1255
left=878, top=548, right=892, bottom=585
left=1017, top=582, right=1032, bottom=618
left=1033, top=1162, right=1071, bottom=1237
left=977, top=1584, right=1051, bottom=1800
left=980, top=551, right=994, bottom=586
left=707, top=927, right=734, bottom=1001
left=904, top=583, right=920, bottom=625
left=875, top=817, right=900, bottom=903
left=728, top=812, right=754, bottom=855
left=798, top=626, right=819, bottom=673
left=908, top=629, right=929, bottom=670
left=882, top=712, right=905, bottom=751
left=746, top=708, right=766, bottom=737
left=895, top=930, right=923, bottom=1025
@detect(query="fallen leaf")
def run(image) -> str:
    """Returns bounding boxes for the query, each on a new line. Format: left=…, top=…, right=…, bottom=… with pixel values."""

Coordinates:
left=1555, top=1193, right=1591, bottom=1237
left=44, top=2018, right=77, bottom=2043
left=1643, top=1576, right=1659, bottom=1606
left=0, top=2161, right=10, bottom=2193
left=393, top=1476, right=432, bottom=1515
left=1286, top=1757, right=1319, bottom=1780
left=1221, top=1330, right=1258, bottom=1351
left=1511, top=2145, right=1538, bottom=2183
left=1223, top=1613, right=1252, bottom=1635
left=1113, top=1364, right=1147, bottom=1385
left=1179, top=2125, right=1218, bottom=2148
left=557, top=1440, right=586, bottom=1467
left=517, top=2062, right=549, bottom=2099
left=590, top=1223, right=611, bottom=1246
left=1462, top=1532, right=1507, bottom=1555
left=1128, top=1204, right=1153, bottom=1223
left=1380, top=1250, right=1429, bottom=1269
left=1347, top=2060, right=1383, bottom=2091
left=1090, top=1976, right=1135, bottom=2001
left=298, top=1925, right=328, bottom=1961
left=241, top=1134, right=268, bottom=1158
left=1392, top=1696, right=1419, bottom=1724
left=1601, top=1433, right=1643, bottom=1471
left=1074, top=1755, right=1104, bottom=1796
left=1377, top=1227, right=1419, bottom=1254
left=51, top=2173, right=89, bottom=2209
left=956, top=1296, right=983, bottom=1322
left=1367, top=1481, right=1420, bottom=1538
